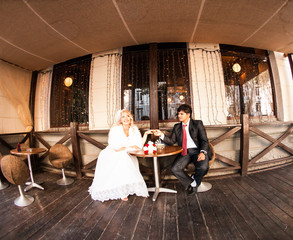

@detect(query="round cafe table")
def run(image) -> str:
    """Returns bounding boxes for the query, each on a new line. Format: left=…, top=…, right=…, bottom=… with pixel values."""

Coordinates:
left=10, top=147, right=47, bottom=192
left=129, top=146, right=182, bottom=201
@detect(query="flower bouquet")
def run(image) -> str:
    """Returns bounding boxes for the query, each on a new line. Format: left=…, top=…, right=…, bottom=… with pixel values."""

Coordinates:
left=143, top=141, right=157, bottom=154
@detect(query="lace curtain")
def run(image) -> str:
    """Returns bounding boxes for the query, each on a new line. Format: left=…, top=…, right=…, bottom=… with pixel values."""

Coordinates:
left=90, top=52, right=121, bottom=129
left=106, top=53, right=122, bottom=127
left=34, top=68, right=52, bottom=131
left=0, top=60, right=33, bottom=131
left=188, top=48, right=227, bottom=125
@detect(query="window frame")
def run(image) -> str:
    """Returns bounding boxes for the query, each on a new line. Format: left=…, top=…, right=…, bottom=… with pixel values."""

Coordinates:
left=121, top=43, right=191, bottom=127
left=220, top=45, right=277, bottom=121
left=50, top=54, right=92, bottom=128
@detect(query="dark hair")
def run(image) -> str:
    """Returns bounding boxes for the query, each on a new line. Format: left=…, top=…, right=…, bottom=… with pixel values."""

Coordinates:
left=177, top=104, right=192, bottom=116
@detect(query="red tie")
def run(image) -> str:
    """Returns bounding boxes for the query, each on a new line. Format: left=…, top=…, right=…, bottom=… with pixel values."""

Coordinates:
left=182, top=124, right=187, bottom=156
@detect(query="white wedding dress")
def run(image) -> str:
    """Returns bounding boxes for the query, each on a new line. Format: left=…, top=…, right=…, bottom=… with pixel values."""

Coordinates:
left=89, top=125, right=149, bottom=202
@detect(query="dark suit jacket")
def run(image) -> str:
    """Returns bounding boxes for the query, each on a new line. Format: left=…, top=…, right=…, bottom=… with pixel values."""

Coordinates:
left=162, top=119, right=212, bottom=160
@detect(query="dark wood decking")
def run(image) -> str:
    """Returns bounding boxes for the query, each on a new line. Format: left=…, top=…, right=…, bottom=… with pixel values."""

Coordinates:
left=0, top=164, right=293, bottom=240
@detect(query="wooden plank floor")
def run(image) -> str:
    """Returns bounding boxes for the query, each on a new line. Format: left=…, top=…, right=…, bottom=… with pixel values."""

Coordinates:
left=0, top=164, right=292, bottom=240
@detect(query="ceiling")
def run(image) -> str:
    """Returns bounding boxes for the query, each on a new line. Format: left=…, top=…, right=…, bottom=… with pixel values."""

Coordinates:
left=0, top=0, right=293, bottom=71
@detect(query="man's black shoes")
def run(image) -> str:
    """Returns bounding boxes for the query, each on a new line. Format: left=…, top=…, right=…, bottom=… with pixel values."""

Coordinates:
left=187, top=184, right=197, bottom=196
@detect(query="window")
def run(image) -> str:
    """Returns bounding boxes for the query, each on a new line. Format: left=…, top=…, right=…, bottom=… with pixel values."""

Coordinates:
left=50, top=55, right=91, bottom=127
left=157, top=44, right=190, bottom=120
left=122, top=45, right=150, bottom=121
left=122, top=43, right=190, bottom=121
left=220, top=45, right=275, bottom=120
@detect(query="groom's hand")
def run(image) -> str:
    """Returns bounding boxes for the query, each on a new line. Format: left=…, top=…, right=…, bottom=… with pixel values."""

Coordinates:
left=197, top=152, right=206, bottom=161
left=153, top=130, right=163, bottom=137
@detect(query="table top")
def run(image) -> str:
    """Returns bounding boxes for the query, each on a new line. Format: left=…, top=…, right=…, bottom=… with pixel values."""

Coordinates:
left=129, top=145, right=182, bottom=158
left=10, top=147, right=47, bottom=156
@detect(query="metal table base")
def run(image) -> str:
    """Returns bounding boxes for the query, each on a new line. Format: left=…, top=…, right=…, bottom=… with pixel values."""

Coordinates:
left=148, top=156, right=177, bottom=201
left=24, top=155, right=44, bottom=192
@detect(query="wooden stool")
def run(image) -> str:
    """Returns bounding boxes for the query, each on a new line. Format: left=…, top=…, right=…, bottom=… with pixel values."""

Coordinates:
left=0, top=153, right=9, bottom=190
left=1, top=155, right=34, bottom=207
left=186, top=142, right=216, bottom=192
left=49, top=144, right=74, bottom=185
left=197, top=143, right=215, bottom=192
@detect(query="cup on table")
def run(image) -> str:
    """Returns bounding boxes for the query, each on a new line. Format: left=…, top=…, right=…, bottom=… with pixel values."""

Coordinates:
left=156, top=143, right=165, bottom=150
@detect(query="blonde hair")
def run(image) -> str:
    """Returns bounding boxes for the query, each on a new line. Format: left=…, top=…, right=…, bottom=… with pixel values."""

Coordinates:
left=115, top=109, right=134, bottom=127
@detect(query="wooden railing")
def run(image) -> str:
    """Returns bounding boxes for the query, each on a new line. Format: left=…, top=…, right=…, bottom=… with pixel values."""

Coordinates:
left=248, top=122, right=293, bottom=167
left=32, top=122, right=108, bottom=178
left=0, top=116, right=292, bottom=179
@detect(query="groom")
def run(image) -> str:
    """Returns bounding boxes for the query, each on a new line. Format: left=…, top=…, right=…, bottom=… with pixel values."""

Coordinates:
left=154, top=104, right=211, bottom=195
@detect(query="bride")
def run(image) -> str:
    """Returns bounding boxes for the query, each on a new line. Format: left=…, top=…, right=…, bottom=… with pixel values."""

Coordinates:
left=89, top=109, right=151, bottom=202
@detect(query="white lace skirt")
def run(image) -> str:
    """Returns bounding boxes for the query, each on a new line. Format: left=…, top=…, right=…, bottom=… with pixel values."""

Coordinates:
left=89, top=148, right=149, bottom=202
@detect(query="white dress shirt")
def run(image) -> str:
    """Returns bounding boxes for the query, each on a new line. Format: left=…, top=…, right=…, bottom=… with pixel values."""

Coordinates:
left=183, top=120, right=197, bottom=149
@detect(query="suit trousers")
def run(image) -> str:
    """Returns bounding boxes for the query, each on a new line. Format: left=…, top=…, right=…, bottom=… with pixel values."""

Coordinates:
left=171, top=148, right=209, bottom=189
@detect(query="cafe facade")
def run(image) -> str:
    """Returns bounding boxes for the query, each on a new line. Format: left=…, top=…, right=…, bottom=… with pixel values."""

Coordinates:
left=0, top=41, right=292, bottom=179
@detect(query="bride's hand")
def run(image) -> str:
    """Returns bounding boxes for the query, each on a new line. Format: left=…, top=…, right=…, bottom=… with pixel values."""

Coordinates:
left=124, top=145, right=141, bottom=152
left=114, top=147, right=127, bottom=152
left=142, top=130, right=153, bottom=145
left=153, top=130, right=163, bottom=137
left=144, top=130, right=153, bottom=135
left=131, top=145, right=141, bottom=150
